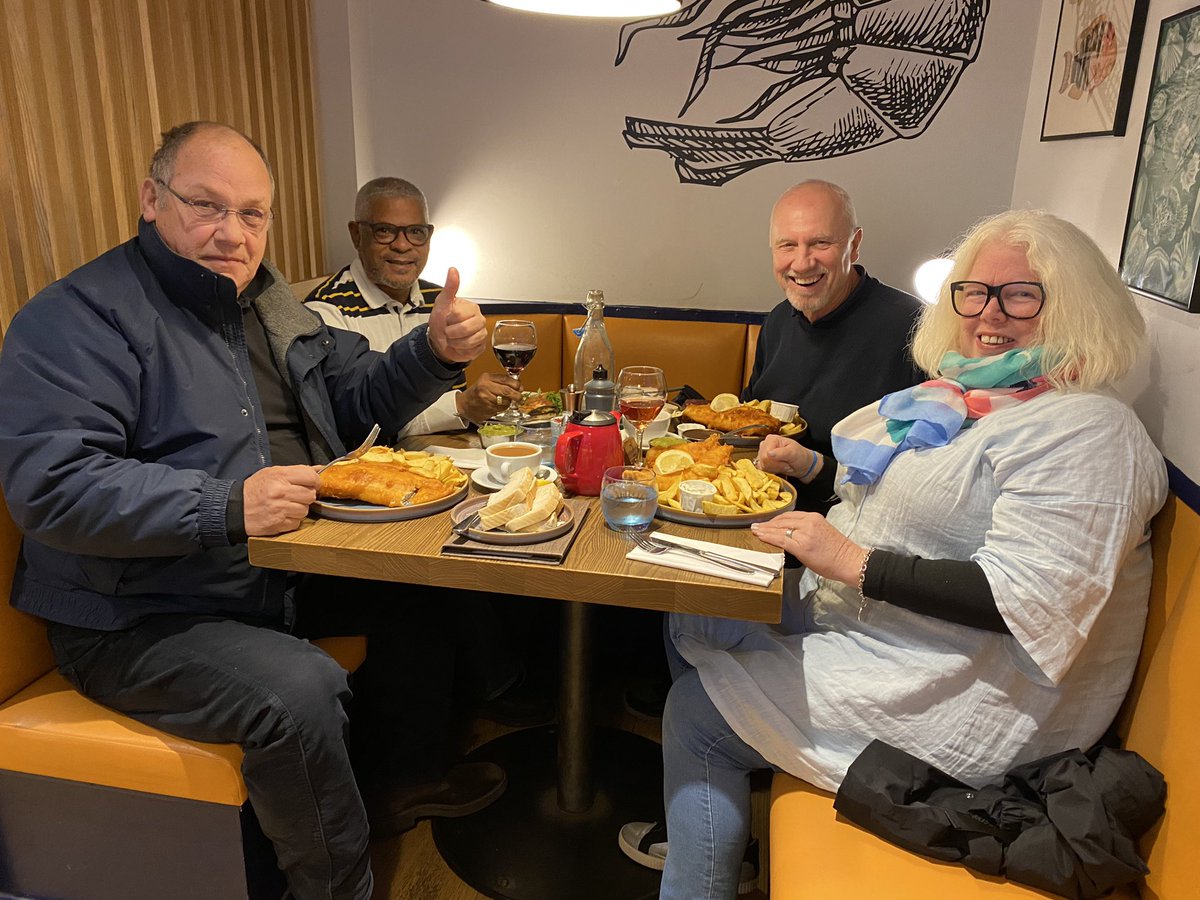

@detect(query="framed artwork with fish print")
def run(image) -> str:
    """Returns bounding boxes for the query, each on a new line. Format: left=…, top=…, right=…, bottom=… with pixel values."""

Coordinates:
left=1041, top=0, right=1148, bottom=140
left=1119, top=6, right=1200, bottom=312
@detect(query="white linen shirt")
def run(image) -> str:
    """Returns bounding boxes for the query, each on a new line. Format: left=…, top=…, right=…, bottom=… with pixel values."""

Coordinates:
left=306, top=259, right=467, bottom=437
left=671, top=389, right=1167, bottom=791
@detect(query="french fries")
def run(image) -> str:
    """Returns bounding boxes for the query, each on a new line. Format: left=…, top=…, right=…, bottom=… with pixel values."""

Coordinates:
left=740, top=399, right=805, bottom=436
left=357, top=446, right=468, bottom=489
left=660, top=457, right=792, bottom=516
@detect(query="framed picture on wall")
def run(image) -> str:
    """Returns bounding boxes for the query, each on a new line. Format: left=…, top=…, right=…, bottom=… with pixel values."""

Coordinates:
left=1041, top=0, right=1148, bottom=140
left=1119, top=6, right=1200, bottom=313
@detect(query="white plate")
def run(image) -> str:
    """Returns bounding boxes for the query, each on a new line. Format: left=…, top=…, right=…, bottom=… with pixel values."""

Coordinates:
left=450, top=496, right=574, bottom=545
left=654, top=474, right=796, bottom=529
left=311, top=480, right=469, bottom=522
left=470, top=466, right=558, bottom=493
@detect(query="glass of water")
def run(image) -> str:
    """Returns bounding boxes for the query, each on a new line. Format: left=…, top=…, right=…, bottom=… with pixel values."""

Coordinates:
left=601, top=466, right=658, bottom=532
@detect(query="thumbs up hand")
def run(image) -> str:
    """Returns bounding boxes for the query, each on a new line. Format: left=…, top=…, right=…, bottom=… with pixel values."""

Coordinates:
left=427, top=267, right=487, bottom=364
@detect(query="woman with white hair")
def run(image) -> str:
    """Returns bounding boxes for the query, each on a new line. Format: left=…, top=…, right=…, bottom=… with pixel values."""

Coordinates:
left=621, top=210, right=1168, bottom=899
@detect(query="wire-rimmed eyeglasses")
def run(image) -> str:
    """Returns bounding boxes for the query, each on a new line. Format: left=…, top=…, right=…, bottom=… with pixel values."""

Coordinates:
left=949, top=281, right=1045, bottom=320
left=155, top=179, right=273, bottom=234
left=356, top=221, right=435, bottom=247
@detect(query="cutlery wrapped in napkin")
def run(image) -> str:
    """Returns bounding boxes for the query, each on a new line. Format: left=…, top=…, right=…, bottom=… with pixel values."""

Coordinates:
left=626, top=533, right=783, bottom=586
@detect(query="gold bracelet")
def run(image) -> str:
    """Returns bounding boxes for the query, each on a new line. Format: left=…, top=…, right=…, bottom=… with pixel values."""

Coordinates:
left=857, top=547, right=875, bottom=621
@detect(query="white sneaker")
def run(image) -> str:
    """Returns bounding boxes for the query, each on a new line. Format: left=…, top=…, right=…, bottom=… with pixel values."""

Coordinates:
left=618, top=821, right=759, bottom=893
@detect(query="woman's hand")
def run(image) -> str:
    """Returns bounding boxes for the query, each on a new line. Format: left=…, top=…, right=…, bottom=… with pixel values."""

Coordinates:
left=752, top=512, right=868, bottom=585
left=756, top=435, right=810, bottom=477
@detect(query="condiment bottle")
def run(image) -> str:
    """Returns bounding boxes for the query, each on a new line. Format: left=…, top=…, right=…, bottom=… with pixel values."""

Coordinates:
left=583, top=365, right=616, bottom=413
left=574, top=289, right=615, bottom=391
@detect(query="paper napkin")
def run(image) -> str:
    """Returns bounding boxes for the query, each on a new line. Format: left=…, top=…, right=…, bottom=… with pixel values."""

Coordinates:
left=626, top=533, right=783, bottom=587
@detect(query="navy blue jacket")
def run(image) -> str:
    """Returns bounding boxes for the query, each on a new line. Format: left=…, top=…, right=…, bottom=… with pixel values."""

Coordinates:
left=0, top=219, right=464, bottom=629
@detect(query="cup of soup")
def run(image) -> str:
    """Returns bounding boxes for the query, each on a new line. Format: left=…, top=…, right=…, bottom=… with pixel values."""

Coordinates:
left=485, top=441, right=543, bottom=483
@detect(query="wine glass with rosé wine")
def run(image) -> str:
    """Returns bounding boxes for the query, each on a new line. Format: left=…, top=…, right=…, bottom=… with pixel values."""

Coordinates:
left=617, top=365, right=666, bottom=467
left=491, top=319, right=537, bottom=422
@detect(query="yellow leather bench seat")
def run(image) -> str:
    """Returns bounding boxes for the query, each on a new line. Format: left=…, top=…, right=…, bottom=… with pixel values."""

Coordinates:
left=769, top=493, right=1199, bottom=899
left=562, top=315, right=751, bottom=402
left=0, top=635, right=366, bottom=807
left=769, top=776, right=1134, bottom=899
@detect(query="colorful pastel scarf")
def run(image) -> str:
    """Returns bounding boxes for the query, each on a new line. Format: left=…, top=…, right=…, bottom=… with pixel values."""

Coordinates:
left=831, top=348, right=1052, bottom=485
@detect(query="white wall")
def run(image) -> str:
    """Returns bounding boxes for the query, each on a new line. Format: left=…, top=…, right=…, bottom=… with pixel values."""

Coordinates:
left=1011, top=0, right=1200, bottom=484
left=313, top=0, right=1039, bottom=309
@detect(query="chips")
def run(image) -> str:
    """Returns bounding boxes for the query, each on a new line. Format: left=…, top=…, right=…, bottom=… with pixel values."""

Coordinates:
left=656, top=453, right=792, bottom=516
left=356, top=446, right=468, bottom=489
left=740, top=399, right=806, bottom=436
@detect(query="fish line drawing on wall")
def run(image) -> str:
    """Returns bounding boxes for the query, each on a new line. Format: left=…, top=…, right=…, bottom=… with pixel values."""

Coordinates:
left=615, top=0, right=990, bottom=186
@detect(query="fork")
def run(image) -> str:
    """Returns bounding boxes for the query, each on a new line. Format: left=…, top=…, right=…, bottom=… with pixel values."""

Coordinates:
left=317, top=423, right=381, bottom=474
left=629, top=531, right=779, bottom=577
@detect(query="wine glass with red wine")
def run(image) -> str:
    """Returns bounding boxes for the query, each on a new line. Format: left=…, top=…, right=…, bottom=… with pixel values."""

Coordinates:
left=617, top=365, right=666, bottom=467
left=491, top=319, right=537, bottom=421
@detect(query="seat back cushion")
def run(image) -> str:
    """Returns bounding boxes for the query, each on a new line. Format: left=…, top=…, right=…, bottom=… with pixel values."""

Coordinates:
left=0, top=489, right=54, bottom=702
left=562, top=315, right=748, bottom=401
left=1117, top=492, right=1200, bottom=899
left=743, top=324, right=760, bottom=392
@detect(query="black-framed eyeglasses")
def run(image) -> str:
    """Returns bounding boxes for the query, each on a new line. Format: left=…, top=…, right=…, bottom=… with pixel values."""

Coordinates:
left=356, top=221, right=435, bottom=247
left=155, top=179, right=273, bottom=234
left=949, top=281, right=1045, bottom=320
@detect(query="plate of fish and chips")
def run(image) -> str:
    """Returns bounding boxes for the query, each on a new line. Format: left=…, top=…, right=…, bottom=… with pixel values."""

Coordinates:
left=645, top=436, right=795, bottom=528
left=313, top=447, right=469, bottom=522
left=681, top=395, right=806, bottom=447
left=449, top=468, right=571, bottom=544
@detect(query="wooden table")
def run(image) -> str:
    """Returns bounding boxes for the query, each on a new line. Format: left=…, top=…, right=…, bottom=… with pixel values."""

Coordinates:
left=249, top=439, right=782, bottom=899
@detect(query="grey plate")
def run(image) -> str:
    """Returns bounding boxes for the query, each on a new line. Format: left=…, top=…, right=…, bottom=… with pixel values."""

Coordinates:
left=654, top=474, right=796, bottom=528
left=311, top=480, right=469, bottom=523
left=450, top=496, right=573, bottom=544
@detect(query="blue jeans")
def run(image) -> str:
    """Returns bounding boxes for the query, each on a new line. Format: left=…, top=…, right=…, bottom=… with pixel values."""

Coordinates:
left=44, top=576, right=492, bottom=900
left=659, top=668, right=775, bottom=900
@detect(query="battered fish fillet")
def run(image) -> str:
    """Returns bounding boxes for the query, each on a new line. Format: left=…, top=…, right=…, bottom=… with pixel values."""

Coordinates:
left=681, top=402, right=781, bottom=436
left=318, top=461, right=454, bottom=507
left=644, top=435, right=732, bottom=473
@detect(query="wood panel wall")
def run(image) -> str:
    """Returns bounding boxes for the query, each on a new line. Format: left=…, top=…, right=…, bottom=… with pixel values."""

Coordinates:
left=0, top=0, right=324, bottom=340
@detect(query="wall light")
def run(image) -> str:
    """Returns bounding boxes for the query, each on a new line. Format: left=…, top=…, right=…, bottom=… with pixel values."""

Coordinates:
left=483, top=0, right=682, bottom=17
left=425, top=226, right=481, bottom=296
left=913, top=258, right=954, bottom=305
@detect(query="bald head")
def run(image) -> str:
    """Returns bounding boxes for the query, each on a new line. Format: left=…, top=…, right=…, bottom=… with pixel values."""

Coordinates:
left=769, top=180, right=863, bottom=322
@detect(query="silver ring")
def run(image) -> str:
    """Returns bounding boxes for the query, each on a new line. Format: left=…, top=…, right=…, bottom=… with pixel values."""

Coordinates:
left=785, top=528, right=794, bottom=540
left=495, top=394, right=504, bottom=406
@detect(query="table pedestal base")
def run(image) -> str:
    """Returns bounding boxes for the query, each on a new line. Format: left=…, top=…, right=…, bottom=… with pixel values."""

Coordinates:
left=432, top=726, right=664, bottom=900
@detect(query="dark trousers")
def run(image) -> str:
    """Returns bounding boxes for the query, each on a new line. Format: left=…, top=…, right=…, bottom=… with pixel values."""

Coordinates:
left=44, top=577, right=516, bottom=900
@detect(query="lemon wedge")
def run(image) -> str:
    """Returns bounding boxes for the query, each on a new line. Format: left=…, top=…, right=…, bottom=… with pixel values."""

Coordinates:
left=710, top=393, right=740, bottom=412
left=653, top=449, right=695, bottom=476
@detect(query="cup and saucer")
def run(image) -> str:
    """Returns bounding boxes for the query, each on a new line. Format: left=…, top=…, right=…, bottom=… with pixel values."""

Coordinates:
left=471, top=466, right=558, bottom=492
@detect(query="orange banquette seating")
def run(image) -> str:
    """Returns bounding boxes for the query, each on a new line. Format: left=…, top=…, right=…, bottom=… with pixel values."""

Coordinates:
left=769, top=489, right=1199, bottom=899
left=0, top=481, right=366, bottom=900
left=289, top=276, right=768, bottom=402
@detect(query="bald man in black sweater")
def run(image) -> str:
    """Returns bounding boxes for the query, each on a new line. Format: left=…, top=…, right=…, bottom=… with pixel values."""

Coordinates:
left=745, top=180, right=924, bottom=514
